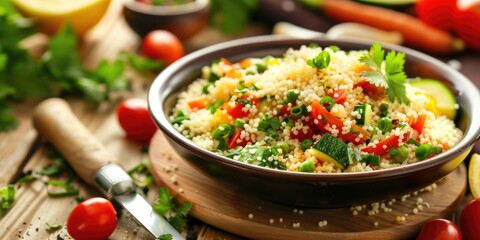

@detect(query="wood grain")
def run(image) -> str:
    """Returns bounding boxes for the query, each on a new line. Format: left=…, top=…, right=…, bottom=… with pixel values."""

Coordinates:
left=149, top=131, right=467, bottom=240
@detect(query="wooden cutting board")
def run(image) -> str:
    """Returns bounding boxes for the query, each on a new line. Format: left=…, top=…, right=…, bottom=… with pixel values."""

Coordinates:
left=149, top=131, right=466, bottom=240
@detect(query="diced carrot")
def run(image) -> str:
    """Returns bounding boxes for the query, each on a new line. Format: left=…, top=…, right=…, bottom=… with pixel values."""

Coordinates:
left=187, top=97, right=209, bottom=110
left=239, top=59, right=251, bottom=69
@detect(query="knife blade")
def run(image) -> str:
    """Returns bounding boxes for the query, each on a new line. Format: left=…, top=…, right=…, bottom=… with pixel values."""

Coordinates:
left=32, top=98, right=184, bottom=240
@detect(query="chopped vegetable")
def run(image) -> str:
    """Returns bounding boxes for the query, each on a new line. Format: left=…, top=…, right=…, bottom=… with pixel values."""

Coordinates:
left=128, top=162, right=153, bottom=187
left=410, top=78, right=457, bottom=120
left=153, top=187, right=192, bottom=232
left=416, top=144, right=442, bottom=160
left=319, top=96, right=336, bottom=111
left=360, top=153, right=380, bottom=166
left=359, top=43, right=410, bottom=105
left=353, top=104, right=373, bottom=126
left=301, top=139, right=313, bottom=152
left=298, top=0, right=464, bottom=54
left=307, top=51, right=331, bottom=69
left=388, top=145, right=408, bottom=163
left=361, top=131, right=411, bottom=156
left=310, top=101, right=370, bottom=144
left=312, top=134, right=350, bottom=167
left=306, top=148, right=345, bottom=170
left=377, top=117, right=393, bottom=133
left=0, top=184, right=15, bottom=217
left=411, top=114, right=427, bottom=134
left=328, top=89, right=347, bottom=104
left=286, top=90, right=300, bottom=104
left=299, top=159, right=315, bottom=172
left=45, top=222, right=63, bottom=232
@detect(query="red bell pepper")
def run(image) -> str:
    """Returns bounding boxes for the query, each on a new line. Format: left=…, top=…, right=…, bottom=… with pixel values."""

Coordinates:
left=361, top=131, right=411, bottom=156
left=228, top=130, right=249, bottom=149
left=310, top=101, right=370, bottom=144
left=328, top=89, right=347, bottom=104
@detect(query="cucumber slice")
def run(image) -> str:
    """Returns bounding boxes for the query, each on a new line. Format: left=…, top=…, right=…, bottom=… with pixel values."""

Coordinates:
left=410, top=79, right=457, bottom=120
left=306, top=148, right=345, bottom=170
left=356, top=0, right=416, bottom=7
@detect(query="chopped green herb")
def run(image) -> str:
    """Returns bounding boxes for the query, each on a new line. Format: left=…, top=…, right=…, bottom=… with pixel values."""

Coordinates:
left=157, top=234, right=173, bottom=240
left=171, top=110, right=189, bottom=125
left=206, top=99, right=224, bottom=114
left=301, top=139, right=313, bottom=152
left=45, top=222, right=62, bottom=232
left=389, top=145, right=408, bottom=163
left=308, top=43, right=319, bottom=48
left=234, top=118, right=245, bottom=128
left=407, top=138, right=421, bottom=146
left=379, top=103, right=389, bottom=117
left=0, top=184, right=15, bottom=217
left=359, top=42, right=410, bottom=105
left=307, top=51, right=331, bottom=69
left=416, top=144, right=442, bottom=160
left=327, top=45, right=340, bottom=52
left=360, top=154, right=380, bottom=166
left=290, top=106, right=303, bottom=119
left=319, top=96, right=335, bottom=111
left=46, top=179, right=79, bottom=198
left=153, top=187, right=192, bottom=232
left=128, top=162, right=153, bottom=187
left=255, top=63, right=267, bottom=73
left=285, top=90, right=300, bottom=104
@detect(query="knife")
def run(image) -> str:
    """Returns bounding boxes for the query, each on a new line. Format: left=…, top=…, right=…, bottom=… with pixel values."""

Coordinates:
left=32, top=98, right=184, bottom=240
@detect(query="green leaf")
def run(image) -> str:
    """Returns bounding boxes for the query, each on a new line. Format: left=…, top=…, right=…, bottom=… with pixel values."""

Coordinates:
left=0, top=103, right=18, bottom=132
left=361, top=71, right=388, bottom=89
left=176, top=201, right=192, bottom=217
left=0, top=82, right=15, bottom=99
left=153, top=187, right=173, bottom=215
left=122, top=52, right=164, bottom=74
left=0, top=184, right=15, bottom=217
left=44, top=222, right=62, bottom=232
left=157, top=234, right=173, bottom=240
left=209, top=0, right=258, bottom=34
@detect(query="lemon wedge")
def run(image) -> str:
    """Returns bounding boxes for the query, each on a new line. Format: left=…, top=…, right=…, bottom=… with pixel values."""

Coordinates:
left=468, top=153, right=480, bottom=198
left=12, top=0, right=111, bottom=36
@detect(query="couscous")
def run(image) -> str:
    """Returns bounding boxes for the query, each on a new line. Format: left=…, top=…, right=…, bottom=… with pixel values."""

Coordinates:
left=170, top=43, right=463, bottom=173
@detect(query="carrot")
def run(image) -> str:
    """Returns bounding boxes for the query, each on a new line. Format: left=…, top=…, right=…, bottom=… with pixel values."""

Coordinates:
left=299, top=0, right=465, bottom=55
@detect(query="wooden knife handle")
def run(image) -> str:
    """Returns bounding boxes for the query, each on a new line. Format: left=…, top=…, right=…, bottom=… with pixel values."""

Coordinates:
left=32, top=98, right=118, bottom=185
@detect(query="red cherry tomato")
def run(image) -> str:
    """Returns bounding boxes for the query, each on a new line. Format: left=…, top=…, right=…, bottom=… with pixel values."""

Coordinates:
left=460, top=198, right=480, bottom=240
left=67, top=197, right=117, bottom=240
left=140, top=30, right=185, bottom=66
left=417, top=219, right=462, bottom=240
left=117, top=98, right=157, bottom=143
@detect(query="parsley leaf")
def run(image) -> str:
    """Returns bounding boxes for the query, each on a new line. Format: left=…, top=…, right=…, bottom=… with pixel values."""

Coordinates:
left=153, top=187, right=192, bottom=232
left=359, top=43, right=410, bottom=105
left=0, top=184, right=15, bottom=217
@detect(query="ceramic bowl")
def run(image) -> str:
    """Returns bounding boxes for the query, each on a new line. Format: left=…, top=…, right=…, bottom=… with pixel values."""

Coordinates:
left=148, top=36, right=480, bottom=208
left=122, top=0, right=209, bottom=39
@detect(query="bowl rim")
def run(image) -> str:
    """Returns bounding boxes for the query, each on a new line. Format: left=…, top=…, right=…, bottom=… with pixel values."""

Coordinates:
left=123, top=0, right=209, bottom=15
left=149, top=35, right=480, bottom=181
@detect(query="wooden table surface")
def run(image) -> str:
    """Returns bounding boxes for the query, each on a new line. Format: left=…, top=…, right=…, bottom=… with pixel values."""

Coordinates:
left=0, top=1, right=479, bottom=240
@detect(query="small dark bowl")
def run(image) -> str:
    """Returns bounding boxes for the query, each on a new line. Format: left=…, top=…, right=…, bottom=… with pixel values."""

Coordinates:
left=122, top=0, right=209, bottom=40
left=148, top=36, right=480, bottom=208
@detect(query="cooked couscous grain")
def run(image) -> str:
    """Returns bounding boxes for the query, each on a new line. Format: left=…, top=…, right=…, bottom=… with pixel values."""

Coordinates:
left=171, top=44, right=463, bottom=172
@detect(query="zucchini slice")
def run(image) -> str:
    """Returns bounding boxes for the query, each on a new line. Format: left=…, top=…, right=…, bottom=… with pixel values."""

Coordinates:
left=410, top=78, right=457, bottom=120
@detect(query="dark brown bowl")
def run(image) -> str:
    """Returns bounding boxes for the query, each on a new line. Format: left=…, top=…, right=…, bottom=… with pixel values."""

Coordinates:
left=122, top=0, right=209, bottom=40
left=148, top=36, right=480, bottom=208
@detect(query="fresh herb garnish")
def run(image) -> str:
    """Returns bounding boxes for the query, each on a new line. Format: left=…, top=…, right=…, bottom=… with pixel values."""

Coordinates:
left=359, top=43, right=410, bottom=105
left=153, top=187, right=192, bottom=232
left=307, top=51, right=331, bottom=69
left=0, top=184, right=15, bottom=217
left=128, top=162, right=154, bottom=187
left=209, top=0, right=258, bottom=34
left=45, top=222, right=63, bottom=232
left=157, top=234, right=173, bottom=240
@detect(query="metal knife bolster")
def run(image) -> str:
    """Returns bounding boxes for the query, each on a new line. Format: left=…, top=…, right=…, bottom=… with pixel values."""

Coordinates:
left=93, top=163, right=137, bottom=197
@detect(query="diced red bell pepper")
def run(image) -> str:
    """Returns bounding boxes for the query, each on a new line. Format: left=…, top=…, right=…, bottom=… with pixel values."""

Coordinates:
left=290, top=124, right=314, bottom=142
left=361, top=131, right=411, bottom=156
left=310, top=101, right=370, bottom=144
left=354, top=80, right=385, bottom=98
left=224, top=98, right=259, bottom=119
left=411, top=114, right=426, bottom=135
left=328, top=89, right=347, bottom=104
left=228, top=130, right=249, bottom=149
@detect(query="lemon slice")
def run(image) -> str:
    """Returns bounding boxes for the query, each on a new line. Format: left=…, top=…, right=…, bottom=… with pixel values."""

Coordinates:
left=468, top=153, right=480, bottom=198
left=12, top=0, right=111, bottom=36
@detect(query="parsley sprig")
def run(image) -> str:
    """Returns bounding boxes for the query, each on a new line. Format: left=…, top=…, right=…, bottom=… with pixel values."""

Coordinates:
left=359, top=43, right=410, bottom=105
left=153, top=187, right=192, bottom=232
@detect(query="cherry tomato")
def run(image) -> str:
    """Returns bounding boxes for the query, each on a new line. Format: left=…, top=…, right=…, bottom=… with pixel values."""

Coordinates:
left=460, top=198, right=480, bottom=240
left=117, top=98, right=157, bottom=143
left=140, top=30, right=185, bottom=66
left=417, top=219, right=462, bottom=240
left=67, top=197, right=117, bottom=240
